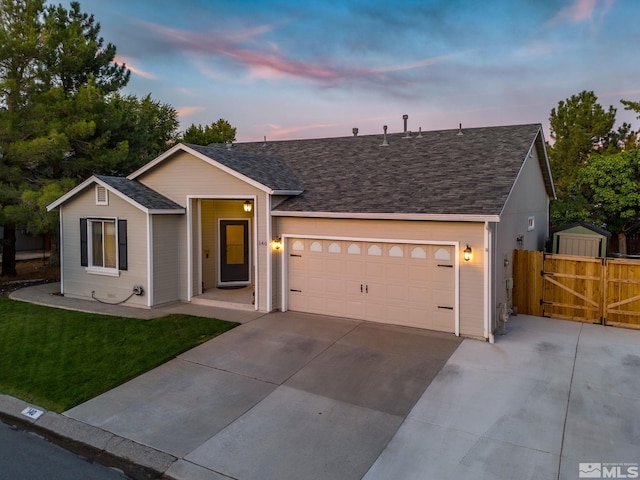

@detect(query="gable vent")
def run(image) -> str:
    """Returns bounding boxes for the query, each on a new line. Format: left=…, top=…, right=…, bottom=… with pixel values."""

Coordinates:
left=96, top=185, right=108, bottom=205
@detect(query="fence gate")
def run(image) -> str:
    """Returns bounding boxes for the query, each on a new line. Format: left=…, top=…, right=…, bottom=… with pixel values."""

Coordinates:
left=541, top=255, right=603, bottom=323
left=514, top=250, right=640, bottom=329
left=604, top=259, right=640, bottom=328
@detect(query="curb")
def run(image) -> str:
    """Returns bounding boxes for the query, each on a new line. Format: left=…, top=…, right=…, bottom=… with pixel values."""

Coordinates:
left=0, top=393, right=176, bottom=479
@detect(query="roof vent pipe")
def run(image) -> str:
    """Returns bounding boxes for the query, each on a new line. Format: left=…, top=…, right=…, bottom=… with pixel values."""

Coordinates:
left=226, top=140, right=233, bottom=149
left=381, top=125, right=389, bottom=147
left=263, top=136, right=267, bottom=147
left=352, top=127, right=359, bottom=137
left=457, top=123, right=463, bottom=136
left=403, top=114, right=408, bottom=133
left=417, top=127, right=423, bottom=138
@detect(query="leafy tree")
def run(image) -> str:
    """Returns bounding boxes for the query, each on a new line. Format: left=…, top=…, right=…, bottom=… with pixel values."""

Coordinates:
left=548, top=91, right=619, bottom=227
left=0, top=1, right=178, bottom=276
left=548, top=91, right=616, bottom=189
left=572, top=150, right=640, bottom=253
left=182, top=119, right=236, bottom=145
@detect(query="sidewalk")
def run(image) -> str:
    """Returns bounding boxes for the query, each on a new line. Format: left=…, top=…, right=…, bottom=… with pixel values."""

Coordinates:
left=3, top=283, right=640, bottom=480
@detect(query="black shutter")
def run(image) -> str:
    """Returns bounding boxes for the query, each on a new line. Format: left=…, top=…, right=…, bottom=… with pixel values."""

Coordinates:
left=80, top=218, right=88, bottom=266
left=118, top=219, right=128, bottom=270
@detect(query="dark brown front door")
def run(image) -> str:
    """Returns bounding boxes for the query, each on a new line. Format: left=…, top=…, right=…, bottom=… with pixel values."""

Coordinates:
left=219, top=220, right=250, bottom=283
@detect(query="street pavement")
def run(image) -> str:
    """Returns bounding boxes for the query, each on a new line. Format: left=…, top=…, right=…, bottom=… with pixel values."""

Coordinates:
left=0, top=419, right=128, bottom=480
left=3, top=283, right=640, bottom=480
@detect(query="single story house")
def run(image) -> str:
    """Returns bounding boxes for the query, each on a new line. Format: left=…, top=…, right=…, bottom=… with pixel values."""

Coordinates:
left=47, top=122, right=555, bottom=340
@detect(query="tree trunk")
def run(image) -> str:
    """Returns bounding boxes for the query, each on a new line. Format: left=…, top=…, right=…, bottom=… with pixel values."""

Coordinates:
left=1, top=224, right=17, bottom=277
left=618, top=231, right=628, bottom=256
left=49, top=228, right=60, bottom=267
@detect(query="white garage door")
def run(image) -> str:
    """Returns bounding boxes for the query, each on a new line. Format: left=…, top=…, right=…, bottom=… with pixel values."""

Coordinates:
left=287, top=238, right=456, bottom=333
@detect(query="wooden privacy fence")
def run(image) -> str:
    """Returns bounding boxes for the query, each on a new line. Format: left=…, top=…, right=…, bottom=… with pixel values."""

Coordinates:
left=513, top=250, right=640, bottom=329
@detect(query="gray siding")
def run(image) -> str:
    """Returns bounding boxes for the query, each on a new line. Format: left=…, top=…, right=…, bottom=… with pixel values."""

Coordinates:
left=496, top=144, right=550, bottom=331
left=60, top=185, right=149, bottom=308
left=152, top=215, right=182, bottom=305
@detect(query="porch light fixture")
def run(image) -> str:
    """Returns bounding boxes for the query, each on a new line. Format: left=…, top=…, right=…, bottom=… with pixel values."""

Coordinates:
left=464, top=245, right=472, bottom=262
left=243, top=200, right=252, bottom=213
left=272, top=236, right=282, bottom=251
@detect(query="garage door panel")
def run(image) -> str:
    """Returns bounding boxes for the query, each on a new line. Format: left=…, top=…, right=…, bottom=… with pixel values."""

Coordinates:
left=365, top=261, right=385, bottom=278
left=345, top=259, right=364, bottom=277
left=287, top=238, right=456, bottom=334
left=386, top=263, right=408, bottom=281
left=387, top=284, right=407, bottom=302
left=431, top=307, right=455, bottom=333
left=326, top=279, right=346, bottom=295
left=308, top=257, right=325, bottom=273
left=325, top=258, right=344, bottom=275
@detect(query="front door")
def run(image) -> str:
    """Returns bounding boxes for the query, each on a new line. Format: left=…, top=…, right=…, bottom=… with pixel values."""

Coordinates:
left=219, top=219, right=250, bottom=284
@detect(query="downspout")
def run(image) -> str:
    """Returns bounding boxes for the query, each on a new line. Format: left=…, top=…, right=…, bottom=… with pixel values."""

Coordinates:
left=186, top=199, right=192, bottom=301
left=59, top=209, right=64, bottom=295
left=262, top=194, right=268, bottom=312
left=146, top=214, right=153, bottom=307
left=485, top=221, right=494, bottom=343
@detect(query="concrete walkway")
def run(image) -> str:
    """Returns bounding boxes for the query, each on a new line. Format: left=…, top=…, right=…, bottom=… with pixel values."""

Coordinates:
left=4, top=283, right=640, bottom=479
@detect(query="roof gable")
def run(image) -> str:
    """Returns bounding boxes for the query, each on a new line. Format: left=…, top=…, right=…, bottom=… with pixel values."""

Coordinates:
left=128, top=143, right=303, bottom=195
left=47, top=175, right=185, bottom=213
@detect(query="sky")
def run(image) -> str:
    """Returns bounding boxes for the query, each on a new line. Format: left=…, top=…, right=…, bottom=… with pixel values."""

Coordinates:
left=76, top=0, right=640, bottom=143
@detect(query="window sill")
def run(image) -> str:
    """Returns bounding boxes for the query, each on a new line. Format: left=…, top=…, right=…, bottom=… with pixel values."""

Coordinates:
left=85, top=267, right=121, bottom=277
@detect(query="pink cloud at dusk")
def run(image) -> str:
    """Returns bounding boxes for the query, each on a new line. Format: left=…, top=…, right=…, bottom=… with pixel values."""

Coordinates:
left=549, top=0, right=615, bottom=24
left=140, top=21, right=455, bottom=86
left=264, top=123, right=336, bottom=138
left=177, top=106, right=205, bottom=118
left=113, top=55, right=157, bottom=80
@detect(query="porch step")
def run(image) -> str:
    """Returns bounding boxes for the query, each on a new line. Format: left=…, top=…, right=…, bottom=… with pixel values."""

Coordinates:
left=190, top=296, right=255, bottom=312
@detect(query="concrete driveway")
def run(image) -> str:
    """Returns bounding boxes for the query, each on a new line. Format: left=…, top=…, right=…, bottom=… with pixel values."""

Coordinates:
left=65, top=311, right=462, bottom=480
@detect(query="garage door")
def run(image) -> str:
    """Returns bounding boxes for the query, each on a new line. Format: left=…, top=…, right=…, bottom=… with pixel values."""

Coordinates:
left=287, top=238, right=456, bottom=332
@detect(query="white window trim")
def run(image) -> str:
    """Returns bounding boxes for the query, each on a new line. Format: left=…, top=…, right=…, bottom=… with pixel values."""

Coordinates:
left=85, top=217, right=120, bottom=275
left=86, top=266, right=121, bottom=277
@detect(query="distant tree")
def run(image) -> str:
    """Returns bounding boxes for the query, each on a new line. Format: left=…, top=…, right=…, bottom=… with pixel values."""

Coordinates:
left=572, top=149, right=640, bottom=253
left=621, top=99, right=640, bottom=119
left=182, top=119, right=236, bottom=145
left=548, top=91, right=618, bottom=227
left=549, top=91, right=616, bottom=188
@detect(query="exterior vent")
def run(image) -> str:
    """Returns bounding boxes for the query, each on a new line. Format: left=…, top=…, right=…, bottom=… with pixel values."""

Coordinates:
left=95, top=185, right=108, bottom=205
left=380, top=125, right=389, bottom=147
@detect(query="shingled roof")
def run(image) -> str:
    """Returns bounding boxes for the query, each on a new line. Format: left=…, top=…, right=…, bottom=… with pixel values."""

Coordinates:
left=184, top=143, right=303, bottom=193
left=216, top=123, right=552, bottom=217
left=94, top=175, right=184, bottom=211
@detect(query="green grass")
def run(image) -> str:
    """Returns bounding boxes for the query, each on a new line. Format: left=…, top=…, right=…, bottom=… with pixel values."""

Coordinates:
left=0, top=298, right=238, bottom=412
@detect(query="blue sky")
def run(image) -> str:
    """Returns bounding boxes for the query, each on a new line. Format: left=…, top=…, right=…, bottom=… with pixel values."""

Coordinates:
left=78, top=0, right=639, bottom=142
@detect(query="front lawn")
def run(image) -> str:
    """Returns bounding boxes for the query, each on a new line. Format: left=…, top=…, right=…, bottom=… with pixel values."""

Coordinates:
left=0, top=299, right=237, bottom=412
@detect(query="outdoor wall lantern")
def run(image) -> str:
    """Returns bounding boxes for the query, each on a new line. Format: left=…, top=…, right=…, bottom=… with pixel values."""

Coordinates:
left=464, top=245, right=472, bottom=262
left=243, top=200, right=252, bottom=213
left=272, top=236, right=283, bottom=251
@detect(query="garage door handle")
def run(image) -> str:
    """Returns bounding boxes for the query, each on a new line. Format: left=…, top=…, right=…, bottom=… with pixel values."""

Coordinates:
left=438, top=306, right=453, bottom=310
left=290, top=254, right=302, bottom=257
left=290, top=289, right=302, bottom=292
left=360, top=284, right=363, bottom=293
left=437, top=264, right=453, bottom=268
